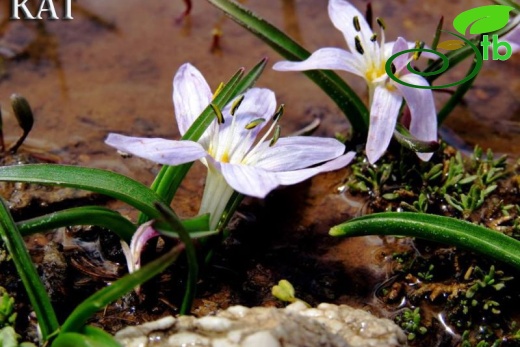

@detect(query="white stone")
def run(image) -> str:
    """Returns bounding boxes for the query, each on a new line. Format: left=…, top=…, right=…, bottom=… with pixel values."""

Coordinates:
left=226, top=305, right=249, bottom=318
left=115, top=303, right=407, bottom=347
left=167, top=331, right=210, bottom=346
left=196, top=316, right=233, bottom=332
left=285, top=300, right=307, bottom=312
left=115, top=316, right=175, bottom=338
left=240, top=331, right=280, bottom=347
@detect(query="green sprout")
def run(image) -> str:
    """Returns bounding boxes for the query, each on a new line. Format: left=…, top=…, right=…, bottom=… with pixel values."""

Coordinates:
left=417, top=264, right=435, bottom=282
left=271, top=279, right=309, bottom=307
left=0, top=287, right=16, bottom=329
left=395, top=307, right=428, bottom=341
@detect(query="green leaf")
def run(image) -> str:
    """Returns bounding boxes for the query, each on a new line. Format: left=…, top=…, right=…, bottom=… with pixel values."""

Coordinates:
left=424, top=17, right=518, bottom=84
left=154, top=202, right=198, bottom=315
left=436, top=40, right=482, bottom=125
left=206, top=0, right=369, bottom=133
left=0, top=199, right=59, bottom=341
left=271, top=279, right=296, bottom=303
left=330, top=212, right=520, bottom=270
left=52, top=326, right=121, bottom=347
left=453, top=5, right=514, bottom=35
left=393, top=124, right=440, bottom=153
left=17, top=208, right=212, bottom=244
left=0, top=164, right=165, bottom=219
left=17, top=206, right=136, bottom=243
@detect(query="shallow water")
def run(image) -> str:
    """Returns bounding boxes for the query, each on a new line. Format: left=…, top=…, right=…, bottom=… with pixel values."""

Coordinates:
left=0, top=0, right=519, bottom=345
left=1, top=0, right=518, bottom=172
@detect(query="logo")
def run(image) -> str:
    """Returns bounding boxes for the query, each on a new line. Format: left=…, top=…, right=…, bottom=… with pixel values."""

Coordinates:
left=10, top=0, right=74, bottom=20
left=386, top=5, right=516, bottom=89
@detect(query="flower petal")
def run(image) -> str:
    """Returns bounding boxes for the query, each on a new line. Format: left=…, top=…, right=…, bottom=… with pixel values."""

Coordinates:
left=273, top=48, right=364, bottom=77
left=105, top=133, right=206, bottom=166
left=218, top=151, right=355, bottom=199
left=391, top=37, right=410, bottom=72
left=219, top=162, right=281, bottom=198
left=121, top=221, right=159, bottom=275
left=173, top=63, right=213, bottom=136
left=221, top=88, right=276, bottom=138
left=396, top=74, right=437, bottom=161
left=502, top=23, right=520, bottom=54
left=366, top=86, right=403, bottom=164
left=211, top=88, right=277, bottom=162
left=328, top=0, right=372, bottom=54
left=275, top=152, right=355, bottom=185
left=384, top=41, right=438, bottom=61
left=245, top=136, right=346, bottom=171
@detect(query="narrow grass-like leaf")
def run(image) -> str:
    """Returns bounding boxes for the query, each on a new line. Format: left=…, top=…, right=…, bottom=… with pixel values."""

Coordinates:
left=393, top=124, right=440, bottom=153
left=428, top=16, right=444, bottom=66
left=437, top=46, right=481, bottom=125
left=425, top=16, right=519, bottom=83
left=17, top=208, right=212, bottom=244
left=52, top=326, right=122, bottom=347
left=330, top=212, right=520, bottom=270
left=17, top=206, right=136, bottom=242
left=216, top=191, right=244, bottom=232
left=60, top=243, right=185, bottom=334
left=155, top=202, right=198, bottom=315
left=0, top=164, right=165, bottom=219
left=493, top=0, right=520, bottom=14
left=0, top=199, right=59, bottom=341
left=206, top=0, right=369, bottom=133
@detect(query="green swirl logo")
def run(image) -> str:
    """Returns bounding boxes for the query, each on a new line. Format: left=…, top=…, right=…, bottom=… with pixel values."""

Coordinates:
left=385, top=4, right=515, bottom=89
left=385, top=31, right=483, bottom=89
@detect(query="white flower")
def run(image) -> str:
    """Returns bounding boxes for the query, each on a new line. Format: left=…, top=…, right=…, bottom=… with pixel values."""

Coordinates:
left=120, top=221, right=158, bottom=275
left=502, top=21, right=520, bottom=53
left=273, top=0, right=437, bottom=164
left=106, top=63, right=354, bottom=229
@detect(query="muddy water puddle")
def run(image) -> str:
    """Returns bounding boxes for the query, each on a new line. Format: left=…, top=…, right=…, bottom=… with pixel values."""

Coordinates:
left=0, top=0, right=519, bottom=346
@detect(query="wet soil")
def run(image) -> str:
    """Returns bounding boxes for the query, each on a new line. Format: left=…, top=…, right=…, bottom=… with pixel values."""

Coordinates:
left=0, top=0, right=519, bottom=346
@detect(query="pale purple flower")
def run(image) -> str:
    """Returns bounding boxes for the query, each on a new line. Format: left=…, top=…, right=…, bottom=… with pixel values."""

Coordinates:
left=273, top=0, right=437, bottom=164
left=120, top=221, right=158, bottom=275
left=106, top=63, right=355, bottom=229
left=501, top=22, right=520, bottom=53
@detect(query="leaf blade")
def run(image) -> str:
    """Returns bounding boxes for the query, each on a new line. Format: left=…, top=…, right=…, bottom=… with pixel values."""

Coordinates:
left=331, top=212, right=520, bottom=270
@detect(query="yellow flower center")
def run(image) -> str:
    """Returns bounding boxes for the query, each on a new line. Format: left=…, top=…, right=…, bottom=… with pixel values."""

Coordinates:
left=220, top=152, right=230, bottom=163
left=365, top=63, right=386, bottom=83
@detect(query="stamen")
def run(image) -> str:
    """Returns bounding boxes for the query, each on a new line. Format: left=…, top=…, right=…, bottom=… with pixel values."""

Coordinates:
left=210, top=103, right=225, bottom=124
left=370, top=33, right=377, bottom=42
left=273, top=104, right=285, bottom=121
left=231, top=95, right=245, bottom=116
left=245, top=118, right=266, bottom=130
left=353, top=16, right=361, bottom=32
left=413, top=41, right=425, bottom=60
left=376, top=17, right=386, bottom=30
left=269, top=125, right=281, bottom=147
left=391, top=63, right=396, bottom=74
left=212, top=82, right=225, bottom=100
left=354, top=36, right=364, bottom=55
left=365, top=3, right=373, bottom=29
left=244, top=104, right=285, bottom=162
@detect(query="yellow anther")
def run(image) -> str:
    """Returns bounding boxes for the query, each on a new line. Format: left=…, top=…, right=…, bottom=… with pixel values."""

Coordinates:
left=231, top=95, right=245, bottom=116
left=210, top=103, right=225, bottom=124
left=212, top=82, right=225, bottom=100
